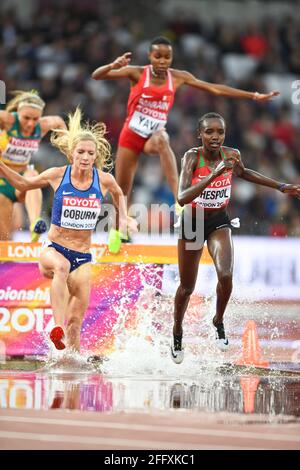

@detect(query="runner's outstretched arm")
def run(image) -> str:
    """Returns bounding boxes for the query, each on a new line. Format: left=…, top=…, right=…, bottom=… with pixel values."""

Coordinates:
left=179, top=70, right=279, bottom=102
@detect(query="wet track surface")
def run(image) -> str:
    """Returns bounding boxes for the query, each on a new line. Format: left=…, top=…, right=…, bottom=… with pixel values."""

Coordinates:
left=0, top=366, right=299, bottom=420
left=0, top=301, right=299, bottom=449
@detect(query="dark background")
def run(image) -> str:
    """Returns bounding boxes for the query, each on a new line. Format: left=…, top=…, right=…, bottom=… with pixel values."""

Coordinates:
left=1, top=0, right=300, bottom=235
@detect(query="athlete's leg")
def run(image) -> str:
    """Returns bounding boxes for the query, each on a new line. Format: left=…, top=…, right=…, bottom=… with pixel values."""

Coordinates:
left=65, top=263, right=91, bottom=351
left=39, top=247, right=70, bottom=327
left=173, top=239, right=203, bottom=336
left=0, top=194, right=13, bottom=240
left=17, top=167, right=47, bottom=242
left=17, top=167, right=42, bottom=226
left=107, top=145, right=140, bottom=251
left=12, top=203, right=24, bottom=233
left=207, top=228, right=233, bottom=325
left=115, top=146, right=140, bottom=201
left=144, top=130, right=178, bottom=199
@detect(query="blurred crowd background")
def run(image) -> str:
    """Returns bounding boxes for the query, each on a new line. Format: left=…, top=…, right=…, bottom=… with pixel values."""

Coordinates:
left=1, top=0, right=300, bottom=235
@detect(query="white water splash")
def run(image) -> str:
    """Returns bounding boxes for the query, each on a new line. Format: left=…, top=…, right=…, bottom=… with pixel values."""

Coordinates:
left=101, top=283, right=238, bottom=378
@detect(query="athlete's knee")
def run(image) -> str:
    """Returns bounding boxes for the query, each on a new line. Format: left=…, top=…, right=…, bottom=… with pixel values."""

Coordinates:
left=179, top=283, right=195, bottom=298
left=154, top=130, right=170, bottom=149
left=217, top=271, right=233, bottom=290
left=40, top=267, right=53, bottom=279
left=53, top=262, right=70, bottom=280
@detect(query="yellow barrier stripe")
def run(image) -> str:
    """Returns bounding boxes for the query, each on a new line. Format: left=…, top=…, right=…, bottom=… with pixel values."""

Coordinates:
left=0, top=242, right=212, bottom=264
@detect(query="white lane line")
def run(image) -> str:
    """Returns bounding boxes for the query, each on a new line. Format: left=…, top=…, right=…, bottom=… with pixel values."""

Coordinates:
left=0, top=415, right=299, bottom=443
left=0, top=430, right=261, bottom=450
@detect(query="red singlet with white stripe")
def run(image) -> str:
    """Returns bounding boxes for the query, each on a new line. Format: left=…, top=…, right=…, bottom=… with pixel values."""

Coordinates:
left=191, top=147, right=233, bottom=211
left=124, top=65, right=175, bottom=138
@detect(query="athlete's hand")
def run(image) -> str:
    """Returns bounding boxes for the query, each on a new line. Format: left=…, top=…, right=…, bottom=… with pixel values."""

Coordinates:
left=226, top=155, right=240, bottom=167
left=213, top=161, right=226, bottom=176
left=118, top=216, right=138, bottom=240
left=213, top=157, right=238, bottom=176
left=111, top=52, right=132, bottom=70
left=253, top=90, right=280, bottom=102
left=126, top=216, right=138, bottom=235
left=279, top=184, right=300, bottom=199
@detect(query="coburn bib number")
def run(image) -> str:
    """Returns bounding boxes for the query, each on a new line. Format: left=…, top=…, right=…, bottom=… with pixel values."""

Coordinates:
left=61, top=196, right=101, bottom=230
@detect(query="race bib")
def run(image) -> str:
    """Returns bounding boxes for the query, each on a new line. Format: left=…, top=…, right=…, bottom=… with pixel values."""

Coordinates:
left=61, top=196, right=101, bottom=230
left=128, top=111, right=166, bottom=138
left=1, top=137, right=40, bottom=166
left=194, top=185, right=231, bottom=209
left=193, top=172, right=232, bottom=210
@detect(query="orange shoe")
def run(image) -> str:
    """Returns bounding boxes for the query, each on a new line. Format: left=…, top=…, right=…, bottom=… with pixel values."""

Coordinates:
left=50, top=326, right=66, bottom=350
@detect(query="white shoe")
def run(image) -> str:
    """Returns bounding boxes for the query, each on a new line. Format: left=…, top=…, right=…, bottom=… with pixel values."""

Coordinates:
left=213, top=321, right=229, bottom=351
left=216, top=338, right=229, bottom=351
left=170, top=335, right=184, bottom=364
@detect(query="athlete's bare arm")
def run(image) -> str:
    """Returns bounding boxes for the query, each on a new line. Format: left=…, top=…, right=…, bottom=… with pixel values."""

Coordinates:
left=234, top=151, right=300, bottom=197
left=91, top=52, right=142, bottom=84
left=0, top=161, right=64, bottom=191
left=177, top=149, right=198, bottom=206
left=173, top=70, right=279, bottom=102
left=177, top=148, right=236, bottom=206
left=99, top=171, right=129, bottom=233
left=99, top=171, right=138, bottom=235
left=40, top=116, right=66, bottom=137
left=0, top=111, right=15, bottom=130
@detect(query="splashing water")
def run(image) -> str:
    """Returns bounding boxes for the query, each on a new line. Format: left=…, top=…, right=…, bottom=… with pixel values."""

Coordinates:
left=36, top=262, right=299, bottom=378
left=41, top=347, right=99, bottom=374
left=101, top=275, right=238, bottom=378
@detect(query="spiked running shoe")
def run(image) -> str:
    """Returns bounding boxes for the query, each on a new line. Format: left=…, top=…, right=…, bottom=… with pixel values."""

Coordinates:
left=30, top=218, right=47, bottom=242
left=170, top=334, right=184, bottom=364
left=50, top=326, right=66, bottom=350
left=108, top=228, right=131, bottom=254
left=213, top=319, right=229, bottom=351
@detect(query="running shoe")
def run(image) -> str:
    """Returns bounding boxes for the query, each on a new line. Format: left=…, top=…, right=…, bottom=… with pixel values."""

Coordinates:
left=50, top=326, right=66, bottom=350
left=108, top=228, right=131, bottom=253
left=213, top=319, right=229, bottom=351
left=87, top=355, right=105, bottom=364
left=30, top=217, right=47, bottom=242
left=170, top=334, right=184, bottom=364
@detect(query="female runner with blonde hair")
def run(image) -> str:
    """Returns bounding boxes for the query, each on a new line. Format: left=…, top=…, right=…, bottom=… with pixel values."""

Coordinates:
left=0, top=108, right=137, bottom=352
left=0, top=90, right=66, bottom=241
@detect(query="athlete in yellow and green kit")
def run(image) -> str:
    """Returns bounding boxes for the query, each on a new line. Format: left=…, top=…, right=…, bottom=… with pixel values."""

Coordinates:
left=0, top=90, right=66, bottom=241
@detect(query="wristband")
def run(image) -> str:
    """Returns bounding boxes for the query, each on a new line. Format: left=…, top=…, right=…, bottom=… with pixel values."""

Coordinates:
left=253, top=92, right=260, bottom=101
left=278, top=183, right=287, bottom=193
